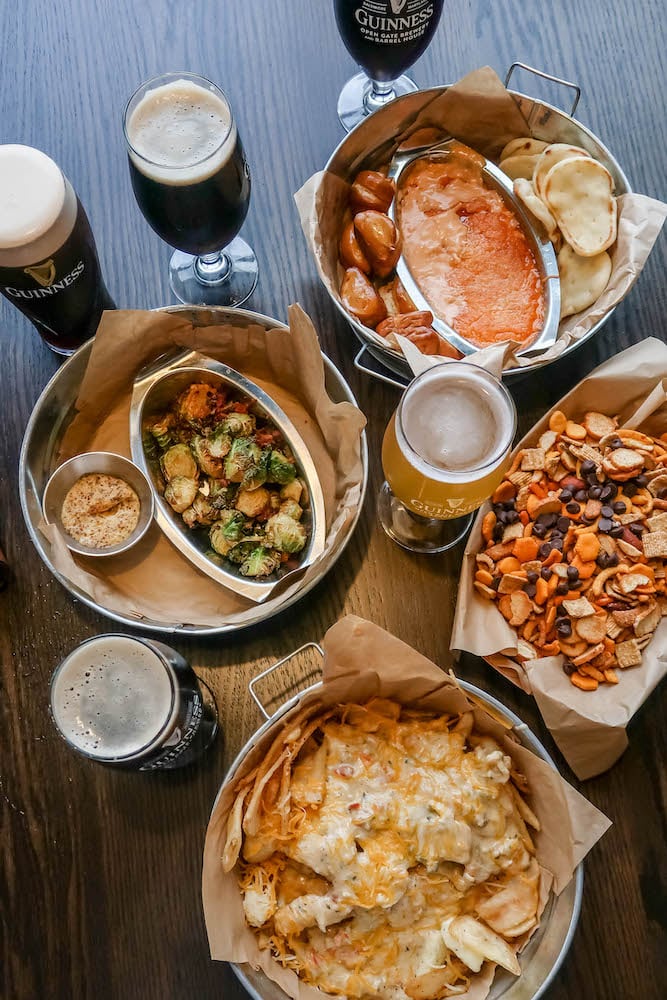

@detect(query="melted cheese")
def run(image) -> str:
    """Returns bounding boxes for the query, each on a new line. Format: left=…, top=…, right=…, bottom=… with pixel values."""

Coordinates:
left=238, top=703, right=539, bottom=998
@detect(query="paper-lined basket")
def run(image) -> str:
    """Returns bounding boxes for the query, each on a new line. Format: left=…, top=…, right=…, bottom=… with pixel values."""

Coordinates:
left=452, top=338, right=667, bottom=780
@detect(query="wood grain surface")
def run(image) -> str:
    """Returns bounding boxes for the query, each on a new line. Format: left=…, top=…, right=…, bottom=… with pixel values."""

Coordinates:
left=1, top=1, right=666, bottom=998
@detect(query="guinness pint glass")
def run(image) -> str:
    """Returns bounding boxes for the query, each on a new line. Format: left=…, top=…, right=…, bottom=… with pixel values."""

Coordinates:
left=0, top=145, right=115, bottom=355
left=50, top=635, right=219, bottom=770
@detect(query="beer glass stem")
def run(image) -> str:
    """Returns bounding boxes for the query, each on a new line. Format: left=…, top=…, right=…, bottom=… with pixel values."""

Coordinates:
left=195, top=251, right=231, bottom=285
left=365, top=78, right=396, bottom=113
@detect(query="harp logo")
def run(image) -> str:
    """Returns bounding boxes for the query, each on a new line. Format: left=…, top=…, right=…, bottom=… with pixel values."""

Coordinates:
left=390, top=0, right=408, bottom=12
left=24, top=258, right=56, bottom=287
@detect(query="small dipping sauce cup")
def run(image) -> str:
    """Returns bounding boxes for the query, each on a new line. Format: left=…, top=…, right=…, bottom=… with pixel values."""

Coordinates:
left=50, top=635, right=219, bottom=770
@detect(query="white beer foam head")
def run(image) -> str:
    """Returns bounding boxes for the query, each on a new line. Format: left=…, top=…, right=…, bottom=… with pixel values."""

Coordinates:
left=126, top=78, right=236, bottom=186
left=400, top=365, right=514, bottom=478
left=0, top=145, right=66, bottom=248
left=51, top=636, right=174, bottom=760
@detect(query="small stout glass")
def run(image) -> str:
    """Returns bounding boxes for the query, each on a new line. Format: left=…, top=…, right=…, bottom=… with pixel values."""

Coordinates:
left=379, top=363, right=517, bottom=553
left=334, top=0, right=444, bottom=131
left=123, top=72, right=257, bottom=307
left=50, top=634, right=219, bottom=771
left=0, top=144, right=115, bottom=355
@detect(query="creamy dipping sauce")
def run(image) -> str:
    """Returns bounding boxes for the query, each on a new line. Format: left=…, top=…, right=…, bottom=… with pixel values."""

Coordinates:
left=61, top=473, right=140, bottom=548
left=397, top=144, right=545, bottom=347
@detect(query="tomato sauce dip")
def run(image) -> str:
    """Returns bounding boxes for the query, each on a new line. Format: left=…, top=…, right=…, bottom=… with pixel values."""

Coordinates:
left=397, top=144, right=545, bottom=347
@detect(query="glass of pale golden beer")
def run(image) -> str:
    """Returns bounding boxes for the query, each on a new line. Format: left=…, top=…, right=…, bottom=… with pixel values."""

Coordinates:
left=379, top=362, right=517, bottom=553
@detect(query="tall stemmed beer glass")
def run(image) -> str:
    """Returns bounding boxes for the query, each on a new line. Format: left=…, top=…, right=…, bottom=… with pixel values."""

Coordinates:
left=334, top=0, right=444, bottom=131
left=123, top=73, right=257, bottom=307
left=379, top=363, right=517, bottom=553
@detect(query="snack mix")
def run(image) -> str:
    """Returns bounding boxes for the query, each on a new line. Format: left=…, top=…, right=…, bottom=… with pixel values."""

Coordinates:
left=475, top=410, right=667, bottom=691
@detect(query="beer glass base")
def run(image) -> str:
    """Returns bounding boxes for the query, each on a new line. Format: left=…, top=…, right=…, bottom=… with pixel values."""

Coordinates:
left=337, top=71, right=418, bottom=131
left=377, top=481, right=474, bottom=554
left=169, top=237, right=258, bottom=307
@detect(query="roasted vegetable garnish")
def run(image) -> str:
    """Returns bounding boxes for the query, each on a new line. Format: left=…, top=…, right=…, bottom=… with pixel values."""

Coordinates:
left=144, top=379, right=310, bottom=579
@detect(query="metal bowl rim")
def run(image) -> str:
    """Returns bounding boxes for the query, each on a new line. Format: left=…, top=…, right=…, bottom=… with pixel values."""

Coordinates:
left=220, top=676, right=583, bottom=1000
left=18, top=305, right=369, bottom=635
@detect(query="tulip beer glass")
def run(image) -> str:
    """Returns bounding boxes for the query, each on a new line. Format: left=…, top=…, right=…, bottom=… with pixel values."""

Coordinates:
left=123, top=73, right=257, bottom=307
left=334, top=0, right=444, bottom=131
left=379, top=363, right=517, bottom=553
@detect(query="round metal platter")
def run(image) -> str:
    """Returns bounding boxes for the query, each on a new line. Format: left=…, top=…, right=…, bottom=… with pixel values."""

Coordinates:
left=324, top=85, right=631, bottom=383
left=219, top=678, right=583, bottom=1000
left=19, top=305, right=369, bottom=636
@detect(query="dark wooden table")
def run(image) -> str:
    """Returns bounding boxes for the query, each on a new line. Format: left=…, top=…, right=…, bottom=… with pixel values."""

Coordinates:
left=1, top=1, right=666, bottom=998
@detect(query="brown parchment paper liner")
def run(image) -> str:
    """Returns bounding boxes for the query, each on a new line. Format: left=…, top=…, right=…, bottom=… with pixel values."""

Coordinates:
left=202, top=615, right=609, bottom=1000
left=452, top=338, right=667, bottom=781
left=295, top=66, right=667, bottom=374
left=38, top=306, right=366, bottom=628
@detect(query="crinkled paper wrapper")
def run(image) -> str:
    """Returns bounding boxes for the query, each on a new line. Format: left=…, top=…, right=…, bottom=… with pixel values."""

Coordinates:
left=295, top=66, right=666, bottom=375
left=202, top=615, right=610, bottom=1000
left=452, top=338, right=667, bottom=780
left=39, top=306, right=366, bottom=628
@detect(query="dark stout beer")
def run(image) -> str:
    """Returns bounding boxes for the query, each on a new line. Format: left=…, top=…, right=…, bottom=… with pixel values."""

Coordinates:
left=335, top=0, right=444, bottom=82
left=0, top=145, right=114, bottom=355
left=125, top=78, right=250, bottom=255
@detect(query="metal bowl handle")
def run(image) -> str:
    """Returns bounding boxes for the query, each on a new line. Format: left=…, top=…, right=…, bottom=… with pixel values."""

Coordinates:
left=354, top=346, right=409, bottom=390
left=248, top=642, right=325, bottom=719
left=505, top=62, right=581, bottom=118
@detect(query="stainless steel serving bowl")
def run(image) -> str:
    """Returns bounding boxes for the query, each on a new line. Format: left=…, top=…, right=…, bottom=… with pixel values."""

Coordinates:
left=212, top=657, right=583, bottom=1000
left=322, top=64, right=631, bottom=383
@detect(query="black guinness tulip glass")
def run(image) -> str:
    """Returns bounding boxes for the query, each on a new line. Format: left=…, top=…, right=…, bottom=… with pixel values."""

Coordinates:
left=334, top=0, right=444, bottom=131
left=123, top=73, right=258, bottom=307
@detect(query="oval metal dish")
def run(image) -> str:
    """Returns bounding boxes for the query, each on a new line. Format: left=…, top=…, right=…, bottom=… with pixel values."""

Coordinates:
left=387, top=138, right=560, bottom=360
left=211, top=665, right=583, bottom=1000
left=19, top=305, right=368, bottom=635
left=129, top=350, right=327, bottom=604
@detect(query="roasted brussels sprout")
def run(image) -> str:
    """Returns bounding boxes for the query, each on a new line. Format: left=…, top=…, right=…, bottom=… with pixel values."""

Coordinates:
left=280, top=479, right=303, bottom=504
left=265, top=512, right=307, bottom=553
left=220, top=412, right=255, bottom=437
left=240, top=544, right=281, bottom=578
left=181, top=493, right=218, bottom=527
left=279, top=499, right=303, bottom=521
left=149, top=414, right=173, bottom=450
left=209, top=510, right=246, bottom=556
left=224, top=437, right=262, bottom=483
left=176, top=382, right=220, bottom=428
left=241, top=449, right=270, bottom=491
left=160, top=443, right=198, bottom=482
left=208, top=427, right=232, bottom=459
left=268, top=449, right=296, bottom=485
left=164, top=476, right=199, bottom=514
left=235, top=486, right=271, bottom=519
left=191, top=435, right=225, bottom=478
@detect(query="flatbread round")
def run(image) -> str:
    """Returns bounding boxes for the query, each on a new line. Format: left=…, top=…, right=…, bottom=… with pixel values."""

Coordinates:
left=558, top=243, right=612, bottom=317
left=498, top=153, right=542, bottom=181
left=513, top=178, right=560, bottom=242
left=500, top=137, right=549, bottom=161
left=533, top=143, right=592, bottom=200
left=544, top=156, right=617, bottom=256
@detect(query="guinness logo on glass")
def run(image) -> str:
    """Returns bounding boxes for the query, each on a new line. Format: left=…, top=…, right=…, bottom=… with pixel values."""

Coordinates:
left=24, top=258, right=56, bottom=287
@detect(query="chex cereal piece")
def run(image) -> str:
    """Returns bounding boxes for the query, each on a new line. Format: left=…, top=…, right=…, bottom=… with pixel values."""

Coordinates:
left=521, top=448, right=546, bottom=471
left=616, top=638, right=642, bottom=668
left=642, top=531, right=667, bottom=559
left=508, top=470, right=532, bottom=488
left=571, top=442, right=604, bottom=465
left=647, top=512, right=667, bottom=532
